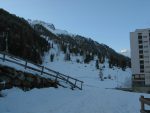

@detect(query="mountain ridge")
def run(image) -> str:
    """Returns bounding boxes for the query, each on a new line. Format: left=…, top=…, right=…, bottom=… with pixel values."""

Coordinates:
left=28, top=19, right=71, bottom=36
left=0, top=8, right=49, bottom=64
left=0, top=8, right=130, bottom=69
left=29, top=19, right=131, bottom=69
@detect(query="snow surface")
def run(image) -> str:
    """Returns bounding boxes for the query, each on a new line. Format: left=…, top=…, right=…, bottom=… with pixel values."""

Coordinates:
left=0, top=86, right=149, bottom=113
left=0, top=67, right=150, bottom=113
left=0, top=41, right=150, bottom=113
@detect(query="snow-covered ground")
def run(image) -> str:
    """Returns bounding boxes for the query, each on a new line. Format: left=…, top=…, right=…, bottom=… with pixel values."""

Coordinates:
left=0, top=45, right=150, bottom=113
left=0, top=67, right=149, bottom=113
left=0, top=86, right=149, bottom=113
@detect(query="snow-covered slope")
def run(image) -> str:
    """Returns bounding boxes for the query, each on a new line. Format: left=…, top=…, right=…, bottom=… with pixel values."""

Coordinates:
left=43, top=43, right=132, bottom=88
left=0, top=41, right=149, bottom=113
left=27, top=19, right=131, bottom=70
left=0, top=50, right=149, bottom=113
left=0, top=19, right=146, bottom=113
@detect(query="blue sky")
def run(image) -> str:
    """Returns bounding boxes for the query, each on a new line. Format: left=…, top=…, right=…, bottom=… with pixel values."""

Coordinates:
left=0, top=0, right=150, bottom=52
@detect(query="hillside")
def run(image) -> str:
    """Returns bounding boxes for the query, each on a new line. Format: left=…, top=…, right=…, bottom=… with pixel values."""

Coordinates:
left=29, top=20, right=131, bottom=70
left=0, top=9, right=49, bottom=64
left=0, top=9, right=130, bottom=69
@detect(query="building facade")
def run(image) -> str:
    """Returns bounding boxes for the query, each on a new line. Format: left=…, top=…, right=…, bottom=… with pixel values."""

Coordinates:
left=130, top=28, right=150, bottom=86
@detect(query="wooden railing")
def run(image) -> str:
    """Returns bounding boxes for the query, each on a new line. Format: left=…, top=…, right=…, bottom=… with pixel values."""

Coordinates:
left=0, top=51, right=84, bottom=90
left=140, top=96, right=150, bottom=113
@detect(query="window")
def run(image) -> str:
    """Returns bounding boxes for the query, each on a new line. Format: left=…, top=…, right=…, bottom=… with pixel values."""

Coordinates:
left=140, top=60, right=144, bottom=64
left=138, top=40, right=143, bottom=44
left=139, top=50, right=143, bottom=54
left=139, top=55, right=143, bottom=59
left=140, top=74, right=145, bottom=78
left=143, top=41, right=148, bottom=43
left=138, top=33, right=142, bottom=35
left=145, top=61, right=150, bottom=63
left=143, top=36, right=147, bottom=38
left=145, top=70, right=150, bottom=73
left=139, top=45, right=143, bottom=49
left=140, top=69, right=144, bottom=73
left=145, top=66, right=150, bottom=68
left=144, top=56, right=149, bottom=58
left=144, top=51, right=149, bottom=53
left=138, top=34, right=142, bottom=40
left=144, top=45, right=148, bottom=48
left=140, top=65, right=144, bottom=69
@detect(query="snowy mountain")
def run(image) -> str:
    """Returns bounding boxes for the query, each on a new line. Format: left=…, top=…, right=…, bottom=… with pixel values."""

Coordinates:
left=0, top=8, right=131, bottom=69
left=0, top=8, right=131, bottom=87
left=28, top=19, right=71, bottom=36
left=120, top=49, right=130, bottom=57
left=28, top=19, right=131, bottom=69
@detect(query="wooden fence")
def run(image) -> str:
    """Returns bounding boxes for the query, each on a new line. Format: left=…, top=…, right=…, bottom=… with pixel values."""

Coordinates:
left=0, top=51, right=84, bottom=90
left=140, top=96, right=150, bottom=113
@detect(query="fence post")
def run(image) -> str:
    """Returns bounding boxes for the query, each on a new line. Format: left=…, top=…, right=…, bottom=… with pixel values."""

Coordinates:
left=3, top=53, right=5, bottom=62
left=66, top=76, right=69, bottom=83
left=55, top=73, right=59, bottom=82
left=74, top=80, right=77, bottom=88
left=81, top=82, right=83, bottom=90
left=41, top=66, right=44, bottom=75
left=25, top=61, right=27, bottom=69
left=140, top=95, right=145, bottom=112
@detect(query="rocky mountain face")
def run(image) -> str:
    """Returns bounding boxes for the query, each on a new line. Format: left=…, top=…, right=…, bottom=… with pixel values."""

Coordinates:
left=0, top=9, right=49, bottom=64
left=0, top=65, right=58, bottom=92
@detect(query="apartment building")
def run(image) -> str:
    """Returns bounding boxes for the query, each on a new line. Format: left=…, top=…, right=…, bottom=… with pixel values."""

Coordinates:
left=130, top=28, right=150, bottom=86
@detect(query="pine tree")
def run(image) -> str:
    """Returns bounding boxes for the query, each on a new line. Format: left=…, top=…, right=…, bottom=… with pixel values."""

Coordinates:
left=95, top=55, right=99, bottom=69
left=65, top=44, right=71, bottom=61
left=50, top=54, right=54, bottom=62
left=51, top=43, right=53, bottom=48
left=109, top=60, right=112, bottom=68
left=96, top=60, right=99, bottom=69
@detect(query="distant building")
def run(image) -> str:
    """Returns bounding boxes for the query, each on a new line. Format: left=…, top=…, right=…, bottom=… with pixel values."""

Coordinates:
left=130, top=28, right=150, bottom=88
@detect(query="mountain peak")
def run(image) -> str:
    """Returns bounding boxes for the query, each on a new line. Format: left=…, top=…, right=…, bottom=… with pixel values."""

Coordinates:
left=120, top=49, right=130, bottom=57
left=27, top=19, right=55, bottom=30
left=28, top=19, right=75, bottom=36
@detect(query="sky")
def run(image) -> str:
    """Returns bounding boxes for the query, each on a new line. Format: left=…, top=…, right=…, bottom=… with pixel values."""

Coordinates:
left=0, top=0, right=150, bottom=52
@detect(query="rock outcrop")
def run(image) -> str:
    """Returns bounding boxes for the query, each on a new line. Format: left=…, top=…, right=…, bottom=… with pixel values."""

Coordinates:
left=0, top=65, right=58, bottom=91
